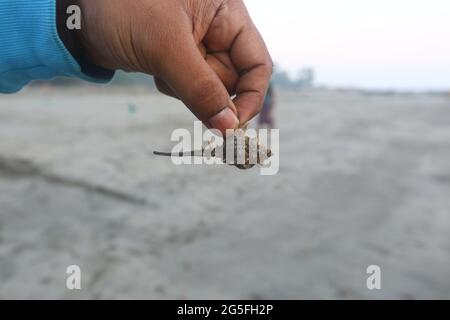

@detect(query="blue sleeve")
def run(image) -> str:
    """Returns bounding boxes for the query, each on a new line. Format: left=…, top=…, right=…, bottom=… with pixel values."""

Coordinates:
left=0, top=0, right=114, bottom=93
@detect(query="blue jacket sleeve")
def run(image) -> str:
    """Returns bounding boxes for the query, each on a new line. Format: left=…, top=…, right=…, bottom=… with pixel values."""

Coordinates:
left=0, top=0, right=114, bottom=93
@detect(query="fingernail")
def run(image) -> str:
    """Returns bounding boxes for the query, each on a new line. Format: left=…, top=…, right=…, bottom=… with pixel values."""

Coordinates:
left=208, top=108, right=239, bottom=133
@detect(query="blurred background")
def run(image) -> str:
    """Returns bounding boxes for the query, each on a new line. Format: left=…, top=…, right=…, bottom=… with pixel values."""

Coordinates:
left=0, top=0, right=449, bottom=299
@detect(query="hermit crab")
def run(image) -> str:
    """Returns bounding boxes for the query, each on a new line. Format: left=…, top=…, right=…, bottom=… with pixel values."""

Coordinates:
left=154, top=132, right=273, bottom=170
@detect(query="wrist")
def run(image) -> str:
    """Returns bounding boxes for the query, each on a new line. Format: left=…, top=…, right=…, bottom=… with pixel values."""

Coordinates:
left=56, top=0, right=115, bottom=79
left=56, top=0, right=83, bottom=64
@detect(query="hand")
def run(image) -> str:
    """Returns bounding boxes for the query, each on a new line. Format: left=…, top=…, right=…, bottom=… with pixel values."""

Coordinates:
left=61, top=0, right=272, bottom=133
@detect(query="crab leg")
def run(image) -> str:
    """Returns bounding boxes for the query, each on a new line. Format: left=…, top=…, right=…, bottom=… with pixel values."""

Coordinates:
left=153, top=150, right=204, bottom=158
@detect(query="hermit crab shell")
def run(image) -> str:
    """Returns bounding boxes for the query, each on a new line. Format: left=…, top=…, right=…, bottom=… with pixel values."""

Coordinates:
left=212, top=134, right=272, bottom=170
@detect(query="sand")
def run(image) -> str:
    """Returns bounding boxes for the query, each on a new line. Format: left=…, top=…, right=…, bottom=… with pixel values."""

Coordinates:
left=0, top=88, right=449, bottom=299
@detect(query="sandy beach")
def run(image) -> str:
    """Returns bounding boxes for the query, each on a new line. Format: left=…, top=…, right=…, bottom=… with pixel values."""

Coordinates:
left=0, top=88, right=449, bottom=299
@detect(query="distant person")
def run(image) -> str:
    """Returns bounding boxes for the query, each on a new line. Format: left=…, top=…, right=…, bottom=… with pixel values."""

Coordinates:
left=258, top=83, right=275, bottom=129
left=0, top=0, right=272, bottom=134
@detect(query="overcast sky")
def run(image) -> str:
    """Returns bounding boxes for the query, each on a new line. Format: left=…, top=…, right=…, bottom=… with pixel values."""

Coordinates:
left=244, top=0, right=450, bottom=90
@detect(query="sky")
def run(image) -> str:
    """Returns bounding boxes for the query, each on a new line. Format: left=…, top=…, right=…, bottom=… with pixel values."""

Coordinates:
left=244, top=0, right=450, bottom=90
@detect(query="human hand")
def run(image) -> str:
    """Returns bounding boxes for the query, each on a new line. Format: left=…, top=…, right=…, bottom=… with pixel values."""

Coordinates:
left=61, top=0, right=272, bottom=133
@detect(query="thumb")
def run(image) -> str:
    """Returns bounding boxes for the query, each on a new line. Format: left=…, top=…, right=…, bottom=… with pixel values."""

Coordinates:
left=157, top=38, right=239, bottom=134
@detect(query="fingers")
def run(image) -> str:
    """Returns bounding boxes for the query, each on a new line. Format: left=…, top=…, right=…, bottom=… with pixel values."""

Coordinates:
left=206, top=52, right=239, bottom=95
left=204, top=0, right=273, bottom=125
left=155, top=53, right=239, bottom=99
left=144, top=0, right=271, bottom=131
left=230, top=24, right=273, bottom=125
left=156, top=36, right=239, bottom=134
